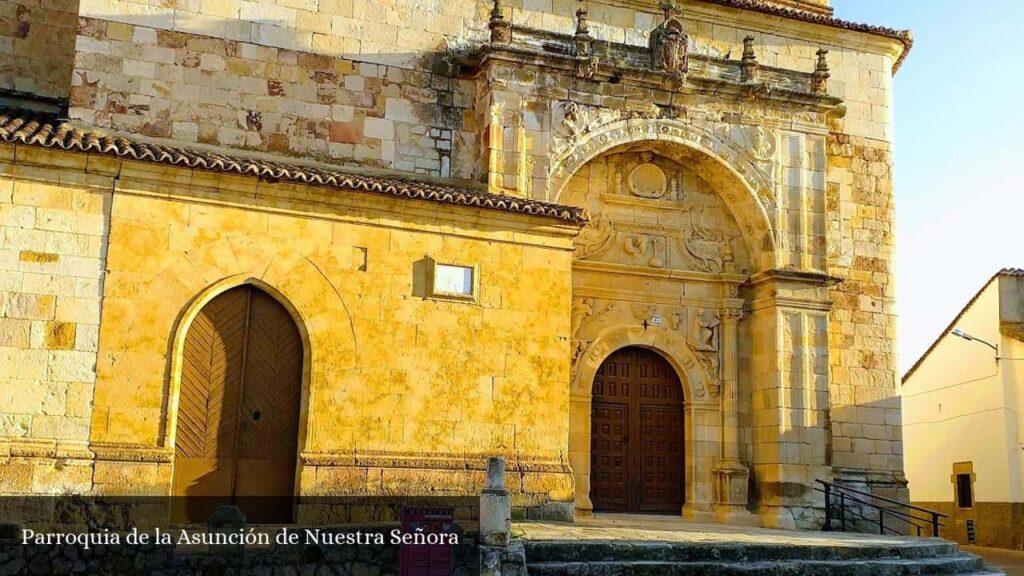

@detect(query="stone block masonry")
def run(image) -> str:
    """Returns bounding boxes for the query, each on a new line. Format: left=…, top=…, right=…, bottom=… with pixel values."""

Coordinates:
left=0, top=153, right=111, bottom=495
left=0, top=0, right=80, bottom=99
left=70, top=18, right=471, bottom=178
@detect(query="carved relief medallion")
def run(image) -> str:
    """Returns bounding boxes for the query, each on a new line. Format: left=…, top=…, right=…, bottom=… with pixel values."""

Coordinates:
left=628, top=162, right=668, bottom=199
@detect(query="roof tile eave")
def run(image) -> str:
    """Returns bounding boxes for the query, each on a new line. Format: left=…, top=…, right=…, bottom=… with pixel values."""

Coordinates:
left=696, top=0, right=913, bottom=72
left=0, top=107, right=587, bottom=226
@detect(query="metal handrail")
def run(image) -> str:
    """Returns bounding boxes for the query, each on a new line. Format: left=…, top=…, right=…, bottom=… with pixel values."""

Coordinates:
left=815, top=479, right=947, bottom=538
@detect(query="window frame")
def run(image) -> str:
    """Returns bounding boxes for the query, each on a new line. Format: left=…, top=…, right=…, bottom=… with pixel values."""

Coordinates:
left=426, top=260, right=480, bottom=303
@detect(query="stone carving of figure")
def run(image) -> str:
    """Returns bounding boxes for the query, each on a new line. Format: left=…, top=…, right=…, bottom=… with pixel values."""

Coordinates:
left=682, top=207, right=726, bottom=273
left=571, top=297, right=595, bottom=339
left=575, top=214, right=616, bottom=260
left=691, top=309, right=720, bottom=352
left=570, top=339, right=587, bottom=376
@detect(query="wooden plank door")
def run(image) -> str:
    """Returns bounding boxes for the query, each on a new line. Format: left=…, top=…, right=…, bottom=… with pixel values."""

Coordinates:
left=233, top=289, right=303, bottom=523
left=590, top=347, right=685, bottom=514
left=172, top=286, right=302, bottom=524
left=172, top=286, right=249, bottom=524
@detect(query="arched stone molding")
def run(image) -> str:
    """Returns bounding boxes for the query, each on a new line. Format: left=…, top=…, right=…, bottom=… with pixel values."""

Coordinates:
left=550, top=116, right=778, bottom=272
left=156, top=236, right=357, bottom=452
left=571, top=323, right=713, bottom=401
left=569, top=324, right=720, bottom=516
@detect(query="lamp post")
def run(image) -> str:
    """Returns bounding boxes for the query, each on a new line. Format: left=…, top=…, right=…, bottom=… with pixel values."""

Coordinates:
left=951, top=328, right=998, bottom=360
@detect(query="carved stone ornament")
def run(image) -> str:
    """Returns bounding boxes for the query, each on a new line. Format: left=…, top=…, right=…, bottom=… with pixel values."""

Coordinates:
left=679, top=207, right=731, bottom=274
left=690, top=309, right=721, bottom=352
left=628, top=159, right=668, bottom=199
left=551, top=102, right=664, bottom=160
left=575, top=214, right=616, bottom=260
left=576, top=57, right=600, bottom=80
left=488, top=0, right=511, bottom=44
left=571, top=297, right=595, bottom=339
left=740, top=35, right=758, bottom=83
left=811, top=48, right=831, bottom=94
left=728, top=125, right=776, bottom=162
left=650, top=2, right=688, bottom=80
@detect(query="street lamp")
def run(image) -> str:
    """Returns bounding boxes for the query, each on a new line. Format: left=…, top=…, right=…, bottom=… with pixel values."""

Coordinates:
left=951, top=328, right=999, bottom=356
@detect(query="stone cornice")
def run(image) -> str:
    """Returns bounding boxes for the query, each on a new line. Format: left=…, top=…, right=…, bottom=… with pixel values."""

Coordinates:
left=466, top=31, right=844, bottom=114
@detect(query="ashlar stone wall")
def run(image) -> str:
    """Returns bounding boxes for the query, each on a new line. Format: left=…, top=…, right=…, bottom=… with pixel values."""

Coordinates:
left=0, top=146, right=111, bottom=495
left=0, top=0, right=80, bottom=99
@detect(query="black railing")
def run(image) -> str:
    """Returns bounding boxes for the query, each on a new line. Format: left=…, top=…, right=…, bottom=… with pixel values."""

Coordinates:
left=815, top=480, right=947, bottom=537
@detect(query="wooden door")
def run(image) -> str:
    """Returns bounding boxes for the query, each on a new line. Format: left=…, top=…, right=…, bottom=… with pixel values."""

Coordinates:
left=590, top=347, right=684, bottom=514
left=172, top=286, right=302, bottom=524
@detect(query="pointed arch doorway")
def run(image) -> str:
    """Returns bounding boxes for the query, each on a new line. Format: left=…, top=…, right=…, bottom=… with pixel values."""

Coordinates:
left=590, top=347, right=685, bottom=514
left=171, top=285, right=303, bottom=524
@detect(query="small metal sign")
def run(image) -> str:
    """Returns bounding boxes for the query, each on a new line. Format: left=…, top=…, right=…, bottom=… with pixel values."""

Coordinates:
left=649, top=315, right=664, bottom=326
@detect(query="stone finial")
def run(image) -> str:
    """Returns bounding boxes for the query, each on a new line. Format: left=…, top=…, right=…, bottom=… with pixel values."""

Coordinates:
left=659, top=0, right=679, bottom=21
left=740, top=35, right=758, bottom=82
left=811, top=47, right=830, bottom=94
left=573, top=1, right=598, bottom=78
left=489, top=0, right=512, bottom=44
left=574, top=3, right=593, bottom=57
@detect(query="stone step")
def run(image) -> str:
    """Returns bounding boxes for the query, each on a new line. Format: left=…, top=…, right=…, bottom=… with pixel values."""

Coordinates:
left=524, top=540, right=963, bottom=564
left=527, top=556, right=992, bottom=576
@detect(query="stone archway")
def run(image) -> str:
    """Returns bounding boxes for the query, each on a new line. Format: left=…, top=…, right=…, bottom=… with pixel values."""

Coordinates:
left=549, top=114, right=778, bottom=273
left=570, top=325, right=719, bottom=517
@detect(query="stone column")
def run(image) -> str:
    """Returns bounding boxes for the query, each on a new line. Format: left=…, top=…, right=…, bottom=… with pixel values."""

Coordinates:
left=714, top=307, right=750, bottom=521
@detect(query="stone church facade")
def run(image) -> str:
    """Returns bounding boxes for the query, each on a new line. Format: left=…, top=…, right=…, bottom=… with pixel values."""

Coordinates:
left=0, top=0, right=909, bottom=529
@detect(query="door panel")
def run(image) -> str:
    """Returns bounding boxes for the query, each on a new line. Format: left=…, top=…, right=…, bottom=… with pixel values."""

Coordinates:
left=591, top=347, right=685, bottom=514
left=234, top=290, right=302, bottom=523
left=172, top=286, right=302, bottom=524
left=172, top=287, right=249, bottom=524
left=590, top=402, right=629, bottom=512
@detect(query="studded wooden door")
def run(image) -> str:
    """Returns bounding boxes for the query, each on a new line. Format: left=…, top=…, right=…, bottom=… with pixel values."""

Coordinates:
left=172, top=286, right=302, bottom=524
left=590, top=347, right=684, bottom=514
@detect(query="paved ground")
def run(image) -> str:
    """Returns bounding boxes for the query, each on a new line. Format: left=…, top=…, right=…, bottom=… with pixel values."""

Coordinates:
left=964, top=547, right=1024, bottom=576
left=514, top=513, right=936, bottom=549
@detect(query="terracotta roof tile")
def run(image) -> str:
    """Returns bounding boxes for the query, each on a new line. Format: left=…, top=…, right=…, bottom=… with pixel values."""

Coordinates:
left=0, top=107, right=588, bottom=226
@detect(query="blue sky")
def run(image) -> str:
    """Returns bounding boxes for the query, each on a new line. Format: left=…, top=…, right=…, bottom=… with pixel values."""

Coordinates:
left=831, top=1, right=1024, bottom=373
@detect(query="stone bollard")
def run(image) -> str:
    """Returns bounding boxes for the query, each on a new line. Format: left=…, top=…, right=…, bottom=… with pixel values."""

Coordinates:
left=479, top=456, right=511, bottom=547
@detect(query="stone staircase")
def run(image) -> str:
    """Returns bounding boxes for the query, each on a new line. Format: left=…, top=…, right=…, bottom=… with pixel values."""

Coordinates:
left=523, top=539, right=1005, bottom=575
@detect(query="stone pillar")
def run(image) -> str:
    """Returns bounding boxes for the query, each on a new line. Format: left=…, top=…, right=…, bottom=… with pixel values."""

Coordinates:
left=684, top=402, right=717, bottom=519
left=714, top=307, right=750, bottom=521
left=480, top=457, right=511, bottom=547
left=480, top=457, right=529, bottom=576
left=746, top=271, right=837, bottom=530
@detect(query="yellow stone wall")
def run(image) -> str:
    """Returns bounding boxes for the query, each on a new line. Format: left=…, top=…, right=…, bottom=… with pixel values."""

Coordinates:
left=0, top=146, right=578, bottom=517
left=0, top=146, right=111, bottom=494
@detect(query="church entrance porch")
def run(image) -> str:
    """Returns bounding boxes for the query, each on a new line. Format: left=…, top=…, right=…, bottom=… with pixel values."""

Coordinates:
left=591, top=347, right=685, bottom=515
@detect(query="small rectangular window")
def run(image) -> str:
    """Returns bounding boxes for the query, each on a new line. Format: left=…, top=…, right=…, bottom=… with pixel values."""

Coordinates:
left=956, top=473, right=973, bottom=509
left=427, top=261, right=477, bottom=301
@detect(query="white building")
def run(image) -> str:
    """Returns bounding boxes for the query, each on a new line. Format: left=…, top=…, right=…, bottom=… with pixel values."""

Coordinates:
left=903, top=268, right=1024, bottom=550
